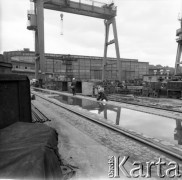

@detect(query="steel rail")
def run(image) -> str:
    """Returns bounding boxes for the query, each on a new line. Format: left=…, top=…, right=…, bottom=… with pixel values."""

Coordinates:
left=32, top=91, right=182, bottom=161
left=108, top=95, right=182, bottom=114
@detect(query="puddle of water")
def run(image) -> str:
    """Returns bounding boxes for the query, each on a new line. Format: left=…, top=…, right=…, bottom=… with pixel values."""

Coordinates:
left=33, top=89, right=182, bottom=147
left=52, top=94, right=182, bottom=147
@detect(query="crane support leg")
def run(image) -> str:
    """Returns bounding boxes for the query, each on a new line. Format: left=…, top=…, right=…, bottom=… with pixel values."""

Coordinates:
left=175, top=43, right=182, bottom=75
left=35, top=0, right=45, bottom=81
left=35, top=30, right=39, bottom=79
left=102, top=17, right=121, bottom=81
left=112, top=18, right=121, bottom=82
left=102, top=20, right=110, bottom=81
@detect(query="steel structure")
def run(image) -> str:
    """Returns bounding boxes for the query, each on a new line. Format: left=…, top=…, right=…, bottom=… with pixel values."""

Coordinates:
left=27, top=0, right=121, bottom=81
left=175, top=18, right=182, bottom=75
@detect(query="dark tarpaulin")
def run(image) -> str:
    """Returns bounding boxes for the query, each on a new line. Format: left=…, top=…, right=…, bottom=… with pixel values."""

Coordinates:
left=0, top=122, right=63, bottom=179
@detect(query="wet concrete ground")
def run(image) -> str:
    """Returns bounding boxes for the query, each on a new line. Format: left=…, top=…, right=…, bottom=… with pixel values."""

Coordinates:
left=31, top=90, right=182, bottom=179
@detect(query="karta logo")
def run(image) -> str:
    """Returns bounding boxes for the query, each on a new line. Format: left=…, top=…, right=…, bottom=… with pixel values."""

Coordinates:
left=108, top=156, right=181, bottom=178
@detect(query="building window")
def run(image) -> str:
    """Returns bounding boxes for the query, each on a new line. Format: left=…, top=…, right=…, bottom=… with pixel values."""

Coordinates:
left=25, top=67, right=27, bottom=69
left=16, top=66, right=18, bottom=68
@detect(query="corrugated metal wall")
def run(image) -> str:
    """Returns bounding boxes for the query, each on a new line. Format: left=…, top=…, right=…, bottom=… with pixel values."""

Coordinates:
left=4, top=51, right=149, bottom=81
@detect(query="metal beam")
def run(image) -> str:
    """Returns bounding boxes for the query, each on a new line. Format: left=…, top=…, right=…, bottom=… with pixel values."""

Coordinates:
left=102, top=18, right=121, bottom=81
left=175, top=43, right=182, bottom=75
left=34, top=31, right=39, bottom=79
left=175, top=18, right=182, bottom=75
left=112, top=17, right=121, bottom=81
left=102, top=20, right=110, bottom=81
left=35, top=0, right=45, bottom=79
left=44, top=0, right=116, bottom=20
left=107, top=39, right=115, bottom=46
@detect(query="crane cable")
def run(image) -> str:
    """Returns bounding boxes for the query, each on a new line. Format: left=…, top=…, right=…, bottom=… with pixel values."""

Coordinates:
left=60, top=13, right=63, bottom=35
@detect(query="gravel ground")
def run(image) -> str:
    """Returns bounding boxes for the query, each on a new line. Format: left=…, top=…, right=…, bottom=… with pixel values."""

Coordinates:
left=32, top=92, right=182, bottom=180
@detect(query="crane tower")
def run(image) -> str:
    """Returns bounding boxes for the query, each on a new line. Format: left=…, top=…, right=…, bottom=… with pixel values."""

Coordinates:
left=27, top=0, right=121, bottom=81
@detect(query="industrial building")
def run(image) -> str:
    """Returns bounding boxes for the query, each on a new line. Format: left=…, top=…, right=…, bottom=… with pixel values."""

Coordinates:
left=3, top=49, right=149, bottom=82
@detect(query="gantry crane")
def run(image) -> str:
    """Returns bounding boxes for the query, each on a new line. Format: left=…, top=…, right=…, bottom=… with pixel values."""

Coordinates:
left=27, top=0, right=121, bottom=82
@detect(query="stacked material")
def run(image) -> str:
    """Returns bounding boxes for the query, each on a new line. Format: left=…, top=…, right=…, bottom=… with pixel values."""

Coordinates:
left=32, top=103, right=51, bottom=123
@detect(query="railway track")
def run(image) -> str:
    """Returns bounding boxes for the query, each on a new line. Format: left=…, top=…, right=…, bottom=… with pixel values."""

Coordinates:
left=31, top=90, right=182, bottom=162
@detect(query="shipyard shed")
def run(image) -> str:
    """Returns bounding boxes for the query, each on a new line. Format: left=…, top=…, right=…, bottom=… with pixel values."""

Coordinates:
left=3, top=50, right=149, bottom=82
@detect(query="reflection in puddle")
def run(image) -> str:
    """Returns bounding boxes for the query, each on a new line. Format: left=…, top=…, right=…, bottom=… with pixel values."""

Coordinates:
left=49, top=93, right=182, bottom=147
left=174, top=119, right=182, bottom=145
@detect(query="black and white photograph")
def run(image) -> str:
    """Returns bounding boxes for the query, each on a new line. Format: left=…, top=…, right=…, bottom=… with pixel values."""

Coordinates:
left=0, top=0, right=182, bottom=179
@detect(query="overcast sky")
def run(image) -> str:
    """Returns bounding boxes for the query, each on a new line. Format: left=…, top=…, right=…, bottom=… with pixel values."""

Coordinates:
left=0, top=0, right=181, bottom=67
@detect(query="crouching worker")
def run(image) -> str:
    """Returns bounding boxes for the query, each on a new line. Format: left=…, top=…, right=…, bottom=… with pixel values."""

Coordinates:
left=71, top=78, right=76, bottom=95
left=97, top=85, right=108, bottom=101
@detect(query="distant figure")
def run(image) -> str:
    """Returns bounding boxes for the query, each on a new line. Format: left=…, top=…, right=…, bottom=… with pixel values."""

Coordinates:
left=71, top=78, right=76, bottom=95
left=97, top=86, right=108, bottom=101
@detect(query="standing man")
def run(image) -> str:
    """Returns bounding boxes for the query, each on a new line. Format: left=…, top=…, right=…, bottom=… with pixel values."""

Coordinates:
left=71, top=78, right=76, bottom=95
